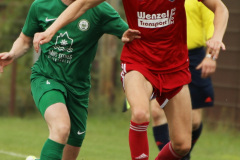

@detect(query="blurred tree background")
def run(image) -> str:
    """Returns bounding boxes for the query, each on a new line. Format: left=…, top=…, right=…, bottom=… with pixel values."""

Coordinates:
left=0, top=0, right=34, bottom=116
left=0, top=0, right=126, bottom=117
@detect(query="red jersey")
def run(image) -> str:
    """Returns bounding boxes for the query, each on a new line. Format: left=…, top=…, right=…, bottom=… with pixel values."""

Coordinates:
left=121, top=0, right=189, bottom=73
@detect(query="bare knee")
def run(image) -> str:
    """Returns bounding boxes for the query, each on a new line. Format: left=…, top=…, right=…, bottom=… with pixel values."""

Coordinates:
left=192, top=120, right=201, bottom=131
left=50, top=122, right=71, bottom=143
left=151, top=110, right=161, bottom=122
left=172, top=140, right=191, bottom=156
left=192, top=109, right=202, bottom=131
left=132, top=109, right=150, bottom=123
left=56, top=123, right=70, bottom=137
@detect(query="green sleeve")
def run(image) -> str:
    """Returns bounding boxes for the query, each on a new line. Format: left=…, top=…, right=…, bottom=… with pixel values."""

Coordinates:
left=22, top=2, right=42, bottom=37
left=99, top=2, right=129, bottom=39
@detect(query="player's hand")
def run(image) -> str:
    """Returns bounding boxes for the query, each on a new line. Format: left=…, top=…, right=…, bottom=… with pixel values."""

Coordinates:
left=206, top=38, right=226, bottom=60
left=122, top=29, right=141, bottom=43
left=0, top=52, right=14, bottom=73
left=196, top=57, right=216, bottom=78
left=33, top=31, right=54, bottom=53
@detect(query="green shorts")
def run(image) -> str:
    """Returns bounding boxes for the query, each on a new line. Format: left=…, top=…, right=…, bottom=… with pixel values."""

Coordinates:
left=31, top=75, right=89, bottom=147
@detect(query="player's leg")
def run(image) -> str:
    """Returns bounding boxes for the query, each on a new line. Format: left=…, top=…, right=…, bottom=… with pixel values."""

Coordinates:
left=181, top=108, right=203, bottom=160
left=31, top=76, right=71, bottom=160
left=184, top=70, right=214, bottom=159
left=62, top=94, right=88, bottom=160
left=125, top=70, right=153, bottom=123
left=183, top=47, right=214, bottom=159
left=40, top=91, right=70, bottom=160
left=155, top=85, right=192, bottom=160
left=124, top=70, right=153, bottom=160
left=151, top=99, right=169, bottom=150
left=192, top=108, right=203, bottom=143
left=62, top=145, right=80, bottom=160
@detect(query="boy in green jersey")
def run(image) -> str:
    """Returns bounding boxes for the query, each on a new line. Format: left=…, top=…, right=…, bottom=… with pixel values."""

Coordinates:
left=0, top=0, right=140, bottom=160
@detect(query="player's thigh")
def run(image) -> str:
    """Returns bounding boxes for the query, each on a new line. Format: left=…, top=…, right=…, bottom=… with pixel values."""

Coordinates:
left=164, top=85, right=192, bottom=143
left=41, top=91, right=70, bottom=131
left=124, top=70, right=153, bottom=108
left=124, top=71, right=153, bottom=121
left=44, top=104, right=70, bottom=129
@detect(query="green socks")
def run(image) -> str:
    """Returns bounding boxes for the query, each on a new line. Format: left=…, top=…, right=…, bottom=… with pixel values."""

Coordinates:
left=40, top=139, right=65, bottom=160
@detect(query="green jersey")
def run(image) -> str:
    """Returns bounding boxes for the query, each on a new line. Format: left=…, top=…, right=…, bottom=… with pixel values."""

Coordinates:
left=22, top=0, right=128, bottom=96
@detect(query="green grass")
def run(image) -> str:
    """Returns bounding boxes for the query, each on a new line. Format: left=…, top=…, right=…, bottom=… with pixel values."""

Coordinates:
left=0, top=113, right=240, bottom=160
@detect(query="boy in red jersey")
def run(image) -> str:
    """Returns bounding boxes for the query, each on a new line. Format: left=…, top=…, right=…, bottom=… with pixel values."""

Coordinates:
left=33, top=0, right=229, bottom=159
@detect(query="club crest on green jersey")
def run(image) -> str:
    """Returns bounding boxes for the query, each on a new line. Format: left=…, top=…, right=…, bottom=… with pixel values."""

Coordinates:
left=78, top=19, right=90, bottom=31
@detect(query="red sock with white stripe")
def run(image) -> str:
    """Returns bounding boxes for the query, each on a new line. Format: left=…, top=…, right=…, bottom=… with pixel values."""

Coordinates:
left=155, top=142, right=183, bottom=160
left=129, top=121, right=149, bottom=160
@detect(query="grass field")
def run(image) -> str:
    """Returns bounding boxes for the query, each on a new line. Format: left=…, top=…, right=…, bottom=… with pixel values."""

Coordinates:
left=0, top=113, right=240, bottom=160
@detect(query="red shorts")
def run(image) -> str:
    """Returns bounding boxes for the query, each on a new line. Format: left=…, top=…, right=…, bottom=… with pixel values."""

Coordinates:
left=121, top=62, right=191, bottom=108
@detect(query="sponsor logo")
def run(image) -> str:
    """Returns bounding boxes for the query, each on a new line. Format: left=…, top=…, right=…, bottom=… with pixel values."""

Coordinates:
left=156, top=141, right=164, bottom=146
left=135, top=153, right=148, bottom=159
left=77, top=131, right=86, bottom=135
left=78, top=19, right=90, bottom=31
left=54, top=32, right=73, bottom=53
left=48, top=32, right=74, bottom=64
left=46, top=80, right=51, bottom=85
left=137, top=8, right=176, bottom=28
left=45, top=17, right=57, bottom=22
left=205, top=97, right=213, bottom=103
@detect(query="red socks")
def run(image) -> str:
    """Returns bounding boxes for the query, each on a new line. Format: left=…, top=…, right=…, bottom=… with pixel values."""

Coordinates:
left=129, top=121, right=149, bottom=160
left=155, top=142, right=183, bottom=160
left=129, top=121, right=183, bottom=160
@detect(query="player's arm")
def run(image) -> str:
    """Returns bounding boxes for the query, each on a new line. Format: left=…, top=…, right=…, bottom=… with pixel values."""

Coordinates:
left=0, top=33, right=32, bottom=73
left=196, top=3, right=216, bottom=78
left=99, top=3, right=141, bottom=43
left=33, top=0, right=104, bottom=52
left=201, top=0, right=229, bottom=60
left=46, top=0, right=104, bottom=37
left=196, top=55, right=216, bottom=78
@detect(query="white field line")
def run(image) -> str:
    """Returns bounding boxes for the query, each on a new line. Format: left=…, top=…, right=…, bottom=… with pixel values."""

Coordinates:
left=0, top=149, right=28, bottom=158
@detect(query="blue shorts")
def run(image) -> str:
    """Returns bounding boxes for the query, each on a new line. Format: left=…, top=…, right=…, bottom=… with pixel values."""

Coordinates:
left=188, top=47, right=214, bottom=109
